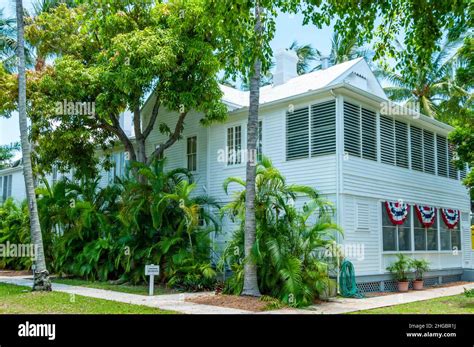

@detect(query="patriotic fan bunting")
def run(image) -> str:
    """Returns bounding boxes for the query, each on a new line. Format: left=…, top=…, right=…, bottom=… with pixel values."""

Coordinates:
left=441, top=208, right=459, bottom=229
left=385, top=201, right=409, bottom=225
left=415, top=205, right=436, bottom=228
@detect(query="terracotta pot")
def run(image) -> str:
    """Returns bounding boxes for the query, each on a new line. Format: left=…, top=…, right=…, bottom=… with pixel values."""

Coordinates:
left=413, top=280, right=424, bottom=290
left=398, top=281, right=409, bottom=292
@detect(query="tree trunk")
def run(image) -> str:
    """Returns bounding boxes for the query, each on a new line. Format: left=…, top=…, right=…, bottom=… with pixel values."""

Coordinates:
left=16, top=0, right=51, bottom=291
left=242, top=3, right=262, bottom=297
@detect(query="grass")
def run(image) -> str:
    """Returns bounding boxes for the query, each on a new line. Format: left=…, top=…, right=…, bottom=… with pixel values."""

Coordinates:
left=52, top=278, right=177, bottom=296
left=0, top=283, right=176, bottom=314
left=353, top=294, right=474, bottom=314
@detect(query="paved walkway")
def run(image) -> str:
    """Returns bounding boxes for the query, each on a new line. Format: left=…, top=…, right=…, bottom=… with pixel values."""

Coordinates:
left=270, top=282, right=474, bottom=314
left=0, top=276, right=250, bottom=314
left=1, top=276, right=473, bottom=314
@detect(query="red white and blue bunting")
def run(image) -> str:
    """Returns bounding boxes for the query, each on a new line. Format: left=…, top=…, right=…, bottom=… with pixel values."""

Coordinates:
left=415, top=205, right=436, bottom=228
left=441, top=208, right=460, bottom=229
left=385, top=201, right=409, bottom=225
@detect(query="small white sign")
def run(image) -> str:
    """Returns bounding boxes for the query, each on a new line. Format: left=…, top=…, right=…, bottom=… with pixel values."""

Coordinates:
left=145, top=264, right=160, bottom=276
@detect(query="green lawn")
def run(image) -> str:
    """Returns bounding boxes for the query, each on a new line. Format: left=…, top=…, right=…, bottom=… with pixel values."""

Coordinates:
left=353, top=294, right=474, bottom=314
left=0, top=283, right=176, bottom=314
left=53, top=278, right=177, bottom=296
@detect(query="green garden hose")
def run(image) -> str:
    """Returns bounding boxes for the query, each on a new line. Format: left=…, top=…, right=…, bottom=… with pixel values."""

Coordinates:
left=339, top=259, right=364, bottom=298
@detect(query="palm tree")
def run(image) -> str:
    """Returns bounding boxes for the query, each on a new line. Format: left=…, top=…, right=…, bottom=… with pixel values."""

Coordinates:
left=242, top=2, right=262, bottom=297
left=16, top=0, right=51, bottom=291
left=377, top=35, right=467, bottom=117
left=288, top=40, right=319, bottom=75
left=327, top=31, right=371, bottom=66
left=0, top=8, right=17, bottom=71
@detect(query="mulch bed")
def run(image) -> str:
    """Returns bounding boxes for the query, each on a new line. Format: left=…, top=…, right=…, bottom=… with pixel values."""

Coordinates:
left=0, top=270, right=31, bottom=277
left=187, top=294, right=274, bottom=312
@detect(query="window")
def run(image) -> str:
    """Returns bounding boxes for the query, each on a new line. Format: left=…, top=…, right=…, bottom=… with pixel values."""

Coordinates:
left=411, top=126, right=423, bottom=172
left=108, top=152, right=125, bottom=182
left=343, top=102, right=361, bottom=157
left=343, top=102, right=377, bottom=161
left=311, top=100, right=336, bottom=156
left=448, top=143, right=458, bottom=180
left=286, top=107, right=309, bottom=160
left=423, top=130, right=436, bottom=174
left=437, top=135, right=448, bottom=177
left=395, top=120, right=409, bottom=168
left=257, top=121, right=263, bottom=161
left=382, top=202, right=411, bottom=251
left=380, top=115, right=395, bottom=165
left=227, top=125, right=242, bottom=165
left=440, top=212, right=461, bottom=251
left=187, top=136, right=197, bottom=171
left=0, top=175, right=12, bottom=202
left=414, top=210, right=438, bottom=251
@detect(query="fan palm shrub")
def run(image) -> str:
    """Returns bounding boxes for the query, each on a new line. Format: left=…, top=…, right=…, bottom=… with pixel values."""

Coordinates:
left=117, top=159, right=220, bottom=289
left=0, top=198, right=32, bottom=270
left=220, top=157, right=341, bottom=307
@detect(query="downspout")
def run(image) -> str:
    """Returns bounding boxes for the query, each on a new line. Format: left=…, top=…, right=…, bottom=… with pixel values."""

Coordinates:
left=332, top=88, right=342, bottom=294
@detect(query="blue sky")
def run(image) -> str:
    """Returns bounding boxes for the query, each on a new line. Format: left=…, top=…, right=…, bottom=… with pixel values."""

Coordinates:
left=0, top=1, right=337, bottom=154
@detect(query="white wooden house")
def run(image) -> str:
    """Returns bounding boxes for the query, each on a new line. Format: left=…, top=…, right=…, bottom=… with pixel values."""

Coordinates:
left=2, top=51, right=472, bottom=291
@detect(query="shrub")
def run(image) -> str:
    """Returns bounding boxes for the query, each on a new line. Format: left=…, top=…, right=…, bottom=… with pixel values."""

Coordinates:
left=220, top=157, right=341, bottom=307
left=410, top=259, right=430, bottom=280
left=0, top=199, right=32, bottom=270
left=387, top=254, right=412, bottom=282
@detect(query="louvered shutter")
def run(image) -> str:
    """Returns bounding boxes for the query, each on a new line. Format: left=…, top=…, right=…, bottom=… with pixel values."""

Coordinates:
left=311, top=100, right=336, bottom=156
left=448, top=143, right=458, bottom=179
left=460, top=164, right=467, bottom=180
left=344, top=102, right=360, bottom=156
left=423, top=130, right=435, bottom=174
left=437, top=135, right=448, bottom=177
left=7, top=175, right=12, bottom=197
left=395, top=120, right=409, bottom=168
left=410, top=126, right=423, bottom=172
left=286, top=107, right=309, bottom=160
left=361, top=108, right=377, bottom=161
left=380, top=116, right=395, bottom=165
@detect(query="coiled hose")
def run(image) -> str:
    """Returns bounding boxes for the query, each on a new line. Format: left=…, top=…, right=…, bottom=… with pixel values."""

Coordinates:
left=339, top=259, right=364, bottom=298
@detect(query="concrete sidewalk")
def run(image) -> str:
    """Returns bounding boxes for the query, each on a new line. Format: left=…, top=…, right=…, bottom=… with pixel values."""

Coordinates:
left=0, top=276, right=250, bottom=314
left=270, top=282, right=474, bottom=314
left=1, top=276, right=473, bottom=314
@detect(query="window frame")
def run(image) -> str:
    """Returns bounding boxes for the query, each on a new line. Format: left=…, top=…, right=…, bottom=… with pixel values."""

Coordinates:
left=186, top=135, right=198, bottom=172
left=226, top=123, right=244, bottom=167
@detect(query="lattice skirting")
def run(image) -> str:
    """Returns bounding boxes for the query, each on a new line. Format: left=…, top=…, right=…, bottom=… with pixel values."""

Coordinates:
left=356, top=274, right=462, bottom=293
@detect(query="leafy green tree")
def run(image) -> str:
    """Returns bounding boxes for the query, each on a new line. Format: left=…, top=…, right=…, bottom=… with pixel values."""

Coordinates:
left=0, top=142, right=20, bottom=169
left=9, top=0, right=228, bottom=178
left=377, top=34, right=467, bottom=117
left=288, top=40, right=318, bottom=75
left=221, top=157, right=340, bottom=307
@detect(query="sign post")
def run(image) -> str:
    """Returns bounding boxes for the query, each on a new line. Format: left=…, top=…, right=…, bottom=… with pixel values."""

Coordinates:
left=145, top=264, right=160, bottom=296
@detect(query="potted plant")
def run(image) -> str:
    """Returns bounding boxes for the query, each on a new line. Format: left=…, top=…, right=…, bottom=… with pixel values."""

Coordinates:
left=386, top=254, right=411, bottom=292
left=410, top=259, right=430, bottom=290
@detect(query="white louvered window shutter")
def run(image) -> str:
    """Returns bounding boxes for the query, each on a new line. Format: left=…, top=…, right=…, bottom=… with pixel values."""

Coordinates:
left=311, top=100, right=336, bottom=156
left=380, top=115, right=395, bottom=165
left=344, top=101, right=361, bottom=157
left=448, top=143, right=458, bottom=180
left=410, top=125, right=423, bottom=172
left=460, top=163, right=467, bottom=180
left=286, top=107, right=309, bottom=160
left=361, top=107, right=377, bottom=161
left=356, top=203, right=370, bottom=231
left=395, top=120, right=409, bottom=168
left=7, top=175, right=12, bottom=198
left=423, top=130, right=436, bottom=174
left=437, top=135, right=448, bottom=177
